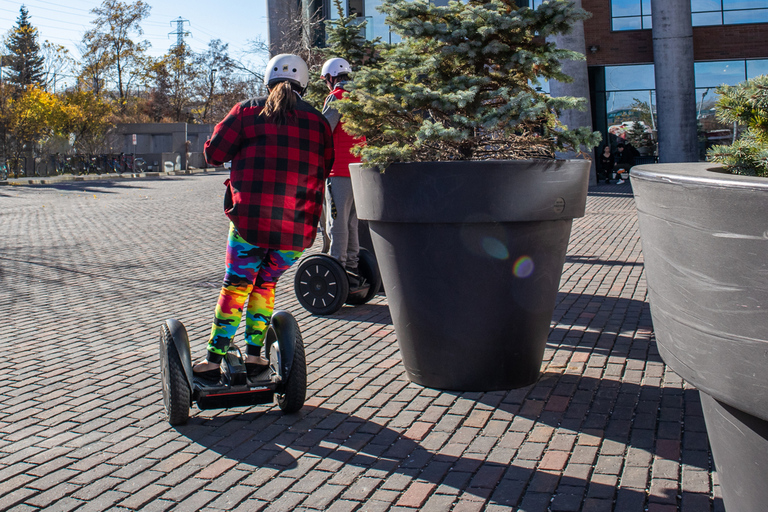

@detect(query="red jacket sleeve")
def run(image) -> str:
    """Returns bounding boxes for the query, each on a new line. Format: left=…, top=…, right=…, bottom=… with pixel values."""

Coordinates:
left=322, top=120, right=335, bottom=179
left=204, top=103, right=244, bottom=166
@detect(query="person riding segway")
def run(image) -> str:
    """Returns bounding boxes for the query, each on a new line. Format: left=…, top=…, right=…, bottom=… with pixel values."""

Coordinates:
left=293, top=57, right=382, bottom=316
left=159, top=54, right=334, bottom=424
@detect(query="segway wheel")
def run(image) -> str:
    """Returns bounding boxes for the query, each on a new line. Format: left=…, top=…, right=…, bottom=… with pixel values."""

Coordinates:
left=346, top=248, right=382, bottom=305
left=159, top=324, right=191, bottom=425
left=294, top=254, right=349, bottom=315
left=271, top=315, right=307, bottom=413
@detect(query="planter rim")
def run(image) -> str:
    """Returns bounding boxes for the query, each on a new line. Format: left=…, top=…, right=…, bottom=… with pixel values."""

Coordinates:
left=352, top=158, right=590, bottom=171
left=632, top=162, right=768, bottom=191
left=349, top=158, right=591, bottom=224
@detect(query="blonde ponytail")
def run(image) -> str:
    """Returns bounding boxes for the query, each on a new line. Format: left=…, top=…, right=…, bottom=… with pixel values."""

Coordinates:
left=261, top=81, right=297, bottom=125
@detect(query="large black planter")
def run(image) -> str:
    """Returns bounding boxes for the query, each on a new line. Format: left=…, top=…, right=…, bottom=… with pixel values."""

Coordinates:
left=632, top=163, right=768, bottom=512
left=350, top=160, right=590, bottom=391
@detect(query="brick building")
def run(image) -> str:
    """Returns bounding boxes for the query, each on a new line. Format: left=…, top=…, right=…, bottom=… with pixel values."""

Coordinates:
left=267, top=0, right=768, bottom=160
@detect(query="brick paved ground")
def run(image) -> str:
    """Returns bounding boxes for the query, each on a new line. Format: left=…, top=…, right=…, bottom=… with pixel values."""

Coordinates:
left=0, top=172, right=724, bottom=511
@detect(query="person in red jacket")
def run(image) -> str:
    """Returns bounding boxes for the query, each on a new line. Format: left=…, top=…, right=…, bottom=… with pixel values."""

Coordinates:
left=321, top=57, right=368, bottom=292
left=193, top=54, right=334, bottom=380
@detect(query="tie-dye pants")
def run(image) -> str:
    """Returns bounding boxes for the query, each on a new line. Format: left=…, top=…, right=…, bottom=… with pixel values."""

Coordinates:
left=206, top=223, right=302, bottom=362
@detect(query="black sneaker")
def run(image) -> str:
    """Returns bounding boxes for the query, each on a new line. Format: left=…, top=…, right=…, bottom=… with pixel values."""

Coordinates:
left=346, top=268, right=369, bottom=293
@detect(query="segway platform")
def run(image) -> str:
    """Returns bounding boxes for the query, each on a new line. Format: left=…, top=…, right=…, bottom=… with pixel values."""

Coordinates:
left=159, top=310, right=306, bottom=426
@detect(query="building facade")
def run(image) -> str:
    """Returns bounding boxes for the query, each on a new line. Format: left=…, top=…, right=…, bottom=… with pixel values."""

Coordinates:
left=268, top=0, right=768, bottom=162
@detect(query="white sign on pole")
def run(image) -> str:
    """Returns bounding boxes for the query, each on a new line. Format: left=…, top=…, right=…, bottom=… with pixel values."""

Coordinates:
left=132, top=134, right=137, bottom=146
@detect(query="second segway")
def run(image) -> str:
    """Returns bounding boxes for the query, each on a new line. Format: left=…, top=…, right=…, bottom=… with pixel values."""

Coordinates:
left=294, top=247, right=381, bottom=315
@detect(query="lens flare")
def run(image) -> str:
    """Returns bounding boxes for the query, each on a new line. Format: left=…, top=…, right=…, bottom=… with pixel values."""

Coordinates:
left=481, top=237, right=509, bottom=260
left=513, top=256, right=534, bottom=278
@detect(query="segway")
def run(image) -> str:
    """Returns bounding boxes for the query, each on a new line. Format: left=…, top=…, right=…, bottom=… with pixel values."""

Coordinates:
left=294, top=247, right=381, bottom=315
left=159, top=310, right=306, bottom=426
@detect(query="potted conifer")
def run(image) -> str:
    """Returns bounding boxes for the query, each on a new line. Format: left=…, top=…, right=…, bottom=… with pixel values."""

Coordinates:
left=632, top=75, right=768, bottom=512
left=336, top=0, right=601, bottom=391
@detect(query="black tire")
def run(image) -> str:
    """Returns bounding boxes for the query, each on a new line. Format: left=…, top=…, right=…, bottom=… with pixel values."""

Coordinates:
left=346, top=247, right=382, bottom=305
left=294, top=254, right=349, bottom=315
left=274, top=318, right=306, bottom=413
left=160, top=325, right=191, bottom=425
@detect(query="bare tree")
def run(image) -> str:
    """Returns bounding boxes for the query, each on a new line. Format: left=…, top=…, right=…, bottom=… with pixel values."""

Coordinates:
left=82, top=0, right=151, bottom=110
left=40, top=41, right=76, bottom=93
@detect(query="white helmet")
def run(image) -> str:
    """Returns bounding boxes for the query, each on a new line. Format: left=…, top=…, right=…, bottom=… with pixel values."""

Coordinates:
left=321, top=57, right=352, bottom=78
left=264, top=54, right=309, bottom=89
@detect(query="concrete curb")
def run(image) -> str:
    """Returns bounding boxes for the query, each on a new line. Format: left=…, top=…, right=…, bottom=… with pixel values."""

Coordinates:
left=0, top=166, right=225, bottom=186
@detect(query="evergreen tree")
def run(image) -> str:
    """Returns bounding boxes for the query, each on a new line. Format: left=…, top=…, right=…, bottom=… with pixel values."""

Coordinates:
left=304, top=0, right=383, bottom=108
left=337, top=0, right=602, bottom=167
left=707, top=74, right=768, bottom=177
left=322, top=0, right=382, bottom=69
left=5, top=6, right=46, bottom=89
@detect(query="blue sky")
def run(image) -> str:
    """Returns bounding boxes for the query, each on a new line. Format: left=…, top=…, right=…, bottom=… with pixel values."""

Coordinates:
left=0, top=0, right=270, bottom=68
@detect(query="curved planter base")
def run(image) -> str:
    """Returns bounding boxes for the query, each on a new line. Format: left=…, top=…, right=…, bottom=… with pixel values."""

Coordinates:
left=700, top=392, right=768, bottom=512
left=369, top=219, right=572, bottom=391
left=632, top=163, right=768, bottom=512
left=351, top=160, right=590, bottom=391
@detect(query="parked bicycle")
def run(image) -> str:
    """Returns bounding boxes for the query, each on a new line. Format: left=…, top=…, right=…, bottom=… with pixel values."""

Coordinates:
left=6, top=158, right=26, bottom=178
left=0, top=162, right=8, bottom=181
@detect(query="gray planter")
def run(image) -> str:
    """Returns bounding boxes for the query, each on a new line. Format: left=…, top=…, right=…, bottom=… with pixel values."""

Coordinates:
left=350, top=159, right=590, bottom=391
left=632, top=162, right=768, bottom=512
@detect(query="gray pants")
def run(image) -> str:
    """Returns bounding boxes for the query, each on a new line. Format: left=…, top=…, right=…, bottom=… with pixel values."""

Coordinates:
left=325, top=176, right=359, bottom=270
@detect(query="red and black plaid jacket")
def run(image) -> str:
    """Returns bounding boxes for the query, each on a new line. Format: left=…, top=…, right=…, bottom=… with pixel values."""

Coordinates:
left=205, top=96, right=335, bottom=251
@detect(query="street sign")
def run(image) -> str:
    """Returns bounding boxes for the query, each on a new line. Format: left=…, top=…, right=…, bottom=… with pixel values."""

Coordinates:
left=132, top=134, right=137, bottom=146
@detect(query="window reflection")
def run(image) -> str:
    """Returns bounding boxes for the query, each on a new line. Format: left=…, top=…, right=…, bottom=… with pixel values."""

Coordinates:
left=723, top=9, right=768, bottom=23
left=692, top=12, right=723, bottom=25
left=605, top=65, right=656, bottom=91
left=695, top=61, right=747, bottom=87
left=598, top=59, right=768, bottom=159
left=692, top=0, right=721, bottom=10
left=723, top=0, right=768, bottom=8
left=747, top=59, right=768, bottom=77
left=613, top=0, right=768, bottom=29
left=613, top=0, right=641, bottom=16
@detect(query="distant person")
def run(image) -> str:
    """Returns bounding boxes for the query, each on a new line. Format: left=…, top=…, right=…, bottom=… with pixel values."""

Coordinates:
left=321, top=57, right=368, bottom=292
left=193, top=54, right=334, bottom=380
left=597, top=145, right=614, bottom=184
left=614, top=141, right=639, bottom=184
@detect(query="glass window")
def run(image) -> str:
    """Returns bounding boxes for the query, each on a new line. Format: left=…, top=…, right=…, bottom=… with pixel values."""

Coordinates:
left=695, top=61, right=747, bottom=88
left=642, top=15, right=653, bottom=28
left=723, top=9, right=768, bottom=22
left=613, top=0, right=768, bottom=30
left=605, top=64, right=656, bottom=91
left=692, top=12, right=724, bottom=25
left=692, top=0, right=723, bottom=11
left=613, top=0, right=642, bottom=16
left=612, top=17, right=643, bottom=30
left=723, top=0, right=768, bottom=8
left=747, top=59, right=768, bottom=77
left=598, top=60, right=768, bottom=160
left=611, top=0, right=651, bottom=30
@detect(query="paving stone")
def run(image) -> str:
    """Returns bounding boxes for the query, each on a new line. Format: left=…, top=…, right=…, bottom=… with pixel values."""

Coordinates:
left=0, top=177, right=718, bottom=511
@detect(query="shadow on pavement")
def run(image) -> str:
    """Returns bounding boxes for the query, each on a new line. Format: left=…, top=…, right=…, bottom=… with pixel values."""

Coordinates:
left=172, top=367, right=718, bottom=509
left=565, top=255, right=644, bottom=266
left=173, top=405, right=666, bottom=508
